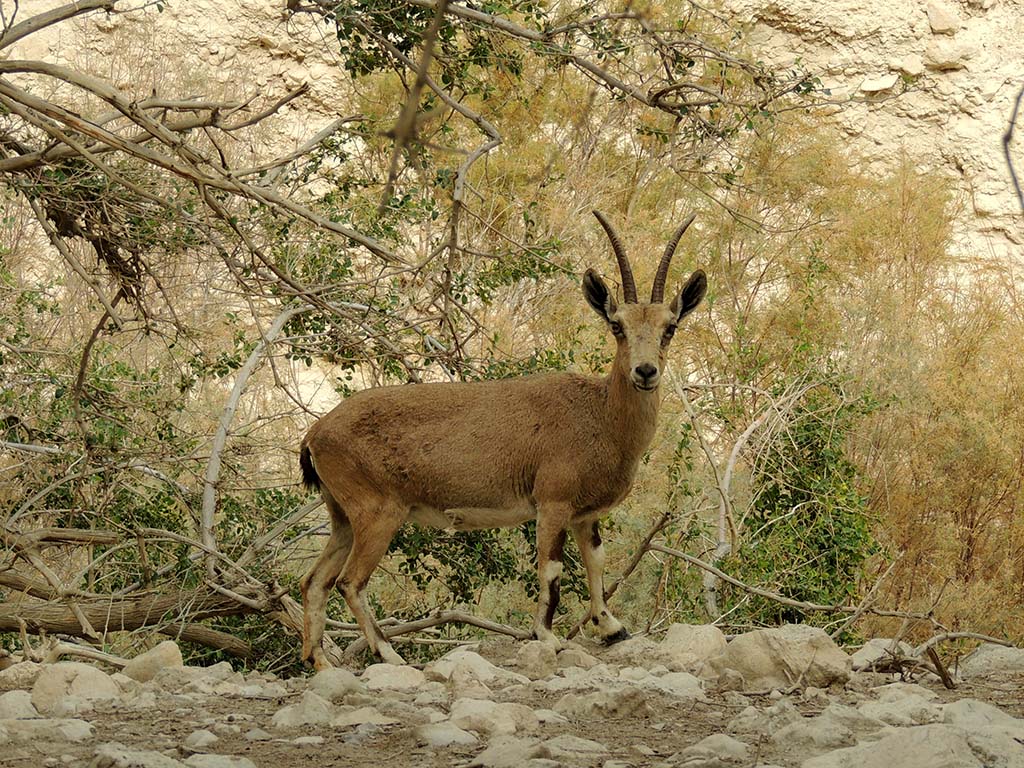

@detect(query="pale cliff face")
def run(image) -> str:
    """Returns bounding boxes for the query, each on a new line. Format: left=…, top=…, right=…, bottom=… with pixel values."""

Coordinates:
left=9, top=0, right=1023, bottom=259
left=720, top=0, right=1024, bottom=259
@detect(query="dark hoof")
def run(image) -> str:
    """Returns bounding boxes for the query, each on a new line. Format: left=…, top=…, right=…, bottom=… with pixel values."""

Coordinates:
left=603, top=627, right=631, bottom=646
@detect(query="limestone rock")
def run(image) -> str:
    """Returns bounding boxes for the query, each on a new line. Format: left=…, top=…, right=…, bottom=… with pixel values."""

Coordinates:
left=599, top=636, right=660, bottom=668
left=658, top=624, right=728, bottom=673
left=32, top=662, right=120, bottom=715
left=924, top=39, right=976, bottom=70
left=427, top=650, right=528, bottom=688
left=897, top=55, right=925, bottom=77
left=860, top=74, right=899, bottom=93
left=333, top=705, right=400, bottom=727
left=541, top=734, right=609, bottom=757
left=801, top=724, right=982, bottom=768
left=849, top=639, right=914, bottom=671
left=468, top=735, right=549, bottom=768
left=555, top=647, right=600, bottom=670
left=773, top=714, right=853, bottom=749
left=184, top=757, right=257, bottom=768
left=270, top=691, right=335, bottom=728
left=858, top=685, right=942, bottom=726
left=123, top=641, right=184, bottom=683
left=449, top=697, right=539, bottom=735
left=959, top=643, right=1024, bottom=677
left=361, top=662, right=427, bottom=691
left=709, top=625, right=851, bottom=691
left=649, top=671, right=704, bottom=699
left=728, top=700, right=802, bottom=735
left=0, top=661, right=42, bottom=689
left=678, top=732, right=750, bottom=763
left=514, top=641, right=558, bottom=680
left=926, top=2, right=960, bottom=34
left=554, top=687, right=650, bottom=719
left=0, top=689, right=38, bottom=719
left=91, top=742, right=187, bottom=768
left=307, top=668, right=364, bottom=701
left=415, top=720, right=479, bottom=747
left=183, top=729, right=218, bottom=750
left=1, top=716, right=94, bottom=743
left=943, top=698, right=1024, bottom=729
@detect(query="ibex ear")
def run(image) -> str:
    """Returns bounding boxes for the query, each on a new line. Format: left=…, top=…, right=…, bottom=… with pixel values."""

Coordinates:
left=583, top=269, right=617, bottom=322
left=670, top=269, right=707, bottom=322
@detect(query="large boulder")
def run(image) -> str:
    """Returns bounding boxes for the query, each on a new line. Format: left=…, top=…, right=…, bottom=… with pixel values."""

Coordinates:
left=122, top=640, right=183, bottom=683
left=658, top=624, right=728, bottom=674
left=31, top=662, right=119, bottom=715
left=958, top=643, right=1024, bottom=678
left=802, top=724, right=982, bottom=768
left=709, top=625, right=851, bottom=691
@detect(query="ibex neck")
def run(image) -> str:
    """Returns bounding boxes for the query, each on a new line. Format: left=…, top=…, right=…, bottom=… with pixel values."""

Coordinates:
left=605, top=351, right=661, bottom=456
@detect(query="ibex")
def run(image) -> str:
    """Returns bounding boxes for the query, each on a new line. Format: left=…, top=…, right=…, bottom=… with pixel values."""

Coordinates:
left=299, top=211, right=707, bottom=668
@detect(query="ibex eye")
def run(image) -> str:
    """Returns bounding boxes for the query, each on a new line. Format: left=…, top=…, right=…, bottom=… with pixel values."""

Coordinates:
left=610, top=322, right=623, bottom=336
left=663, top=325, right=676, bottom=339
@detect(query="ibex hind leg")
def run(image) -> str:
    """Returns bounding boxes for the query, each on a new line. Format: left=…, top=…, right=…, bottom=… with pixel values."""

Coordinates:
left=571, top=518, right=629, bottom=644
left=336, top=501, right=407, bottom=666
left=300, top=491, right=353, bottom=670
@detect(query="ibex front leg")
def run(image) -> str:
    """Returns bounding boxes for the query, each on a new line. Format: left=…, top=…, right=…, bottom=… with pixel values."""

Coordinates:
left=571, top=518, right=629, bottom=644
left=532, top=509, right=569, bottom=649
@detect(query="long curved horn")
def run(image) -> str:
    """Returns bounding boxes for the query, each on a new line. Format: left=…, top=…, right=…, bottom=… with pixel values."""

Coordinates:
left=592, top=210, right=637, bottom=304
left=651, top=213, right=697, bottom=303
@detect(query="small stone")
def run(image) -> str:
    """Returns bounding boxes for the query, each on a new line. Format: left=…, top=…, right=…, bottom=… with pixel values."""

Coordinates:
left=270, top=691, right=335, bottom=728
left=292, top=736, right=324, bottom=746
left=468, top=735, right=549, bottom=768
left=924, top=39, right=976, bottom=70
left=32, top=663, right=119, bottom=716
left=123, top=641, right=184, bottom=683
left=860, top=74, right=900, bottom=93
left=678, top=733, right=750, bottom=762
left=0, top=661, right=42, bottom=689
left=91, top=742, right=186, bottom=767
left=184, top=729, right=218, bottom=750
left=449, top=698, right=539, bottom=735
left=427, top=650, right=528, bottom=688
left=650, top=671, right=704, bottom=699
left=184, top=756, right=258, bottom=768
left=0, top=717, right=94, bottom=744
left=243, top=728, right=272, bottom=741
left=556, top=647, right=599, bottom=670
left=308, top=668, right=364, bottom=701
left=927, top=1, right=960, bottom=34
left=850, top=639, right=914, bottom=671
left=515, top=641, right=558, bottom=680
left=333, top=706, right=400, bottom=727
left=897, top=55, right=925, bottom=78
left=414, top=721, right=478, bottom=747
left=0, top=690, right=38, bottom=719
left=542, top=734, right=609, bottom=757
left=361, top=663, right=426, bottom=691
left=658, top=624, right=728, bottom=673
left=554, top=687, right=649, bottom=719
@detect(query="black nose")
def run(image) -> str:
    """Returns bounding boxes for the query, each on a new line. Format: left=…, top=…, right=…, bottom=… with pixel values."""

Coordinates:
left=635, top=363, right=658, bottom=381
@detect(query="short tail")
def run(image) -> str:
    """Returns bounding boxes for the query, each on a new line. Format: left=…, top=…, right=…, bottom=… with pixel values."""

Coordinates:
left=299, top=442, right=320, bottom=491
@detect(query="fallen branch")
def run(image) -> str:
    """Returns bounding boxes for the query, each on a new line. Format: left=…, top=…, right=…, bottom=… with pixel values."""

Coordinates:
left=651, top=543, right=934, bottom=622
left=341, top=609, right=532, bottom=660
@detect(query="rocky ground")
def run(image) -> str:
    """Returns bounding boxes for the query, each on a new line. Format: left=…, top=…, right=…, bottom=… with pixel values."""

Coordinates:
left=0, top=625, right=1022, bottom=768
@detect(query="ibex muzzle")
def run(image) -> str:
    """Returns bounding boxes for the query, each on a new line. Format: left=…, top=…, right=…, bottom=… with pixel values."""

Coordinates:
left=299, top=212, right=707, bottom=668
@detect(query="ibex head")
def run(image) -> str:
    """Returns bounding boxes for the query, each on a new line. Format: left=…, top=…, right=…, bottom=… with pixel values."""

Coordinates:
left=584, top=211, right=707, bottom=392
